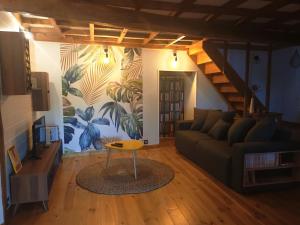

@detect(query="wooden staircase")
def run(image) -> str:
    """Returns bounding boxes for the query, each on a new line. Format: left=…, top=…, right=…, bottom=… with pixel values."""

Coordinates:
left=189, top=40, right=265, bottom=115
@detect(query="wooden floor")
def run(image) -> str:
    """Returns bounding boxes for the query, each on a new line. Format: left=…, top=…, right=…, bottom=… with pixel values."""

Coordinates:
left=8, top=139, right=300, bottom=225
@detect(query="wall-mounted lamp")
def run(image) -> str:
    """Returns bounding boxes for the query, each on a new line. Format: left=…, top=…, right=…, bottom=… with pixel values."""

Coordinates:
left=172, top=52, right=178, bottom=68
left=103, top=47, right=110, bottom=64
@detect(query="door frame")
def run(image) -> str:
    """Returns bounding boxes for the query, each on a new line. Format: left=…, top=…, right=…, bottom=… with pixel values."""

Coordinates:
left=0, top=106, right=6, bottom=224
left=158, top=70, right=197, bottom=139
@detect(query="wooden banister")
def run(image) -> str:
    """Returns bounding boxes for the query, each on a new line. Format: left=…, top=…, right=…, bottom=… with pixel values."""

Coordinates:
left=203, top=41, right=265, bottom=113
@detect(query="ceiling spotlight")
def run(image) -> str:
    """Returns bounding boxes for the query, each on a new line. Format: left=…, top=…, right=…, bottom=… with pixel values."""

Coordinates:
left=103, top=48, right=109, bottom=64
left=172, top=52, right=177, bottom=68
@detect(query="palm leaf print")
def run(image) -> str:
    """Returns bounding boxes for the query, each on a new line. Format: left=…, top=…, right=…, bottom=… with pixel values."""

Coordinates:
left=80, top=61, right=114, bottom=106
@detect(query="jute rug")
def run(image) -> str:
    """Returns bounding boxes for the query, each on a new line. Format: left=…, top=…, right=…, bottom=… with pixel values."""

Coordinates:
left=76, top=158, right=175, bottom=195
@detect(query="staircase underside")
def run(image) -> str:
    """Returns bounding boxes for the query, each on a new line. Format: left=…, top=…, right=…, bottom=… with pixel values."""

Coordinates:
left=189, top=41, right=265, bottom=115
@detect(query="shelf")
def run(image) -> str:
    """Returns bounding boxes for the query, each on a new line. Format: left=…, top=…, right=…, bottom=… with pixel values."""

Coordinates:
left=243, top=151, right=300, bottom=189
left=245, top=163, right=298, bottom=171
left=244, top=176, right=298, bottom=187
left=159, top=75, right=184, bottom=137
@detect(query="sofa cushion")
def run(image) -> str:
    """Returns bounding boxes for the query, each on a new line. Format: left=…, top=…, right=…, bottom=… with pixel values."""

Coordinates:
left=222, top=111, right=236, bottom=123
left=201, top=110, right=223, bottom=133
left=245, top=117, right=277, bottom=142
left=191, top=109, right=208, bottom=130
left=272, top=127, right=291, bottom=141
left=175, top=130, right=212, bottom=158
left=176, top=130, right=213, bottom=144
left=208, top=119, right=231, bottom=140
left=194, top=108, right=208, bottom=120
left=195, top=140, right=233, bottom=185
left=228, top=118, right=256, bottom=145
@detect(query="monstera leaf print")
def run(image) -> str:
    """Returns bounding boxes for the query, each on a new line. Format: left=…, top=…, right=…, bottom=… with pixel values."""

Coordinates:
left=100, top=47, right=143, bottom=140
left=120, top=102, right=143, bottom=139
left=106, top=80, right=142, bottom=103
left=62, top=64, right=84, bottom=97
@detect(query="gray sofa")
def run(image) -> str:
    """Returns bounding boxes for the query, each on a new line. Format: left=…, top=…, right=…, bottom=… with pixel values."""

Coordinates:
left=175, top=112, right=299, bottom=192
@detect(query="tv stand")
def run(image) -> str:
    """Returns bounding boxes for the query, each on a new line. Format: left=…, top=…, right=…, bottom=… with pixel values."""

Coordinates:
left=10, top=140, right=62, bottom=215
left=29, top=154, right=42, bottom=160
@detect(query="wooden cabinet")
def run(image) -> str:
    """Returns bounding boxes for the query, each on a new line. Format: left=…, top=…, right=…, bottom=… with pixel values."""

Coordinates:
left=31, top=72, right=50, bottom=111
left=0, top=31, right=31, bottom=95
left=10, top=141, right=62, bottom=213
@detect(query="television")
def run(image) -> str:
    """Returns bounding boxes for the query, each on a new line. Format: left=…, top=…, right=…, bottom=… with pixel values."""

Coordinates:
left=31, top=116, right=46, bottom=159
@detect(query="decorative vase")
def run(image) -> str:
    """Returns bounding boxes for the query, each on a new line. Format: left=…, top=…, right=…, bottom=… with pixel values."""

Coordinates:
left=249, top=97, right=255, bottom=114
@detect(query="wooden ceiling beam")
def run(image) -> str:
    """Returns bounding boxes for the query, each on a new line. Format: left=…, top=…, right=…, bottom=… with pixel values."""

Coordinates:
left=166, top=35, right=186, bottom=47
left=49, top=18, right=65, bottom=37
left=21, top=17, right=54, bottom=27
left=117, top=28, right=128, bottom=44
left=235, top=0, right=292, bottom=26
left=89, top=23, right=95, bottom=41
left=205, top=0, right=247, bottom=22
left=32, top=32, right=188, bottom=50
left=174, top=0, right=196, bottom=17
left=89, top=0, right=299, bottom=19
left=143, top=32, right=159, bottom=45
left=1, top=0, right=300, bottom=43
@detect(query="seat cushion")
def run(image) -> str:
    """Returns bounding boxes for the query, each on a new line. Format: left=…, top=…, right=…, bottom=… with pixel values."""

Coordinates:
left=228, top=118, right=256, bottom=145
left=201, top=110, right=223, bottom=133
left=176, top=130, right=213, bottom=144
left=175, top=130, right=212, bottom=157
left=222, top=111, right=236, bottom=123
left=195, top=140, right=233, bottom=185
left=245, top=117, right=277, bottom=142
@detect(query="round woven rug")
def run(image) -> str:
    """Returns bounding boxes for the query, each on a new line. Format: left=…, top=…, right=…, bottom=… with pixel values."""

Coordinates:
left=76, top=158, right=175, bottom=195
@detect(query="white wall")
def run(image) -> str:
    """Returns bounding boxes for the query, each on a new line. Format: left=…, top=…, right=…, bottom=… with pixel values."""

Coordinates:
left=29, top=41, right=64, bottom=141
left=142, top=48, right=228, bottom=144
left=226, top=49, right=268, bottom=104
left=271, top=47, right=300, bottom=122
left=184, top=72, right=197, bottom=120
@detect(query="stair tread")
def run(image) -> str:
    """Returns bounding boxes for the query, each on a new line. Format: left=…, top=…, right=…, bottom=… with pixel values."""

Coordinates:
left=197, top=51, right=212, bottom=65
left=204, top=62, right=221, bottom=74
left=228, top=96, right=244, bottom=102
left=219, top=86, right=238, bottom=93
left=234, top=105, right=245, bottom=111
left=205, top=72, right=223, bottom=76
left=212, top=75, right=229, bottom=84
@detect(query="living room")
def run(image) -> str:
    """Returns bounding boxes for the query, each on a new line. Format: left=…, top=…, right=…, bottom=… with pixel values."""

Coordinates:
left=0, top=1, right=300, bottom=225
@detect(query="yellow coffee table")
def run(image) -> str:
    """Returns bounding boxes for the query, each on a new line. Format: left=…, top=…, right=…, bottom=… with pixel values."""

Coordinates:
left=105, top=140, right=144, bottom=179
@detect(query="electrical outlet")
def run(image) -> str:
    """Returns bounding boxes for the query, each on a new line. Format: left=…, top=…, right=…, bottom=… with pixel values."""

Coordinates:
left=143, top=139, right=148, bottom=144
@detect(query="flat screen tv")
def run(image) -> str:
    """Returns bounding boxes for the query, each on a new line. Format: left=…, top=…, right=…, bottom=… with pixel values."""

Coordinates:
left=31, top=116, right=46, bottom=159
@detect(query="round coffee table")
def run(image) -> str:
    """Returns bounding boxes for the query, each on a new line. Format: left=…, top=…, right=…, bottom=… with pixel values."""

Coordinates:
left=104, top=140, right=144, bottom=179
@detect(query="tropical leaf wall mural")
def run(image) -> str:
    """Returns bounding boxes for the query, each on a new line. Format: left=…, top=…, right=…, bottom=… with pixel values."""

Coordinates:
left=60, top=43, right=143, bottom=154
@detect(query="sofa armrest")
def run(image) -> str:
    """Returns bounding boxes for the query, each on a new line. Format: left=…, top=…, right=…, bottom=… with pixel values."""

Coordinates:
left=176, top=120, right=193, bottom=131
left=231, top=141, right=300, bottom=192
